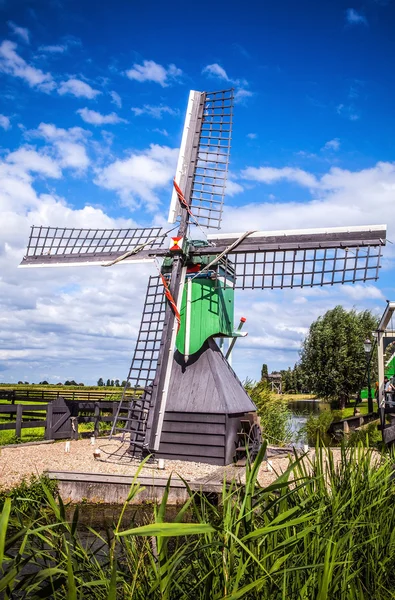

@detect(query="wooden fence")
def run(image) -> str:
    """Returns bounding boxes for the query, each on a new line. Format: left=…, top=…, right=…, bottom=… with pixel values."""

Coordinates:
left=0, top=399, right=120, bottom=442
left=0, top=388, right=133, bottom=404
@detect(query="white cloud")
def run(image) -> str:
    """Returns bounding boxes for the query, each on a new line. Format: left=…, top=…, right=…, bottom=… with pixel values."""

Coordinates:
left=247, top=133, right=257, bottom=139
left=226, top=179, right=244, bottom=196
left=0, top=148, right=156, bottom=384
left=242, top=166, right=319, bottom=188
left=55, top=141, right=90, bottom=170
left=202, top=63, right=230, bottom=81
left=322, top=138, right=340, bottom=151
left=342, top=284, right=384, bottom=300
left=8, top=21, right=30, bottom=44
left=39, top=44, right=67, bottom=53
left=6, top=147, right=62, bottom=178
left=95, top=144, right=178, bottom=210
left=31, top=122, right=88, bottom=142
left=77, top=108, right=128, bottom=125
left=131, top=104, right=177, bottom=119
left=110, top=90, right=122, bottom=108
left=58, top=78, right=101, bottom=99
left=0, top=114, right=11, bottom=130
left=202, top=62, right=253, bottom=104
left=346, top=8, right=368, bottom=25
left=0, top=40, right=55, bottom=92
left=224, top=161, right=395, bottom=240
left=26, top=123, right=90, bottom=171
left=125, top=60, right=182, bottom=87
left=234, top=88, right=253, bottom=104
left=337, top=103, right=360, bottom=121
left=153, top=128, right=169, bottom=137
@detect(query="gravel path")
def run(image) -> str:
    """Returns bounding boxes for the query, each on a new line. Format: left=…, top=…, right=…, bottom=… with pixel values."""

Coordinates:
left=0, top=439, right=303, bottom=491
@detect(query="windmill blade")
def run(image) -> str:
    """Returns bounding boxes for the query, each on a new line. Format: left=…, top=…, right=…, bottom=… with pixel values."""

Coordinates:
left=19, top=225, right=167, bottom=268
left=125, top=275, right=166, bottom=390
left=205, top=225, right=386, bottom=290
left=169, top=88, right=234, bottom=230
left=110, top=276, right=167, bottom=450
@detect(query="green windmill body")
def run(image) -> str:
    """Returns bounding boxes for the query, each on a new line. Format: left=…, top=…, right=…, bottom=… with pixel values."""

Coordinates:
left=162, top=241, right=245, bottom=360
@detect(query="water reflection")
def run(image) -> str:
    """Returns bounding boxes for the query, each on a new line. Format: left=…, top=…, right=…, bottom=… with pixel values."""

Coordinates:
left=287, top=399, right=331, bottom=445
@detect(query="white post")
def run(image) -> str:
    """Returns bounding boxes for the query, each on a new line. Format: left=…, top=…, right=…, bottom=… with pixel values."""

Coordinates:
left=377, top=331, right=385, bottom=408
left=184, top=277, right=192, bottom=363
left=153, top=266, right=187, bottom=451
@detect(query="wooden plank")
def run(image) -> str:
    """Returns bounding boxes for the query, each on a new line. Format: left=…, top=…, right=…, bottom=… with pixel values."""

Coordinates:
left=158, top=453, right=224, bottom=466
left=45, top=402, right=53, bottom=440
left=15, top=404, right=23, bottom=437
left=0, top=423, right=19, bottom=431
left=164, top=412, right=226, bottom=424
left=159, top=442, right=225, bottom=458
left=0, top=404, right=47, bottom=413
left=162, top=421, right=226, bottom=435
left=160, top=432, right=225, bottom=446
left=21, top=421, right=46, bottom=429
left=94, top=403, right=100, bottom=437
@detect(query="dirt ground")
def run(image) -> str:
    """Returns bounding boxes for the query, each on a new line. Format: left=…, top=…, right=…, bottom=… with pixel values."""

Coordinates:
left=0, top=438, right=301, bottom=491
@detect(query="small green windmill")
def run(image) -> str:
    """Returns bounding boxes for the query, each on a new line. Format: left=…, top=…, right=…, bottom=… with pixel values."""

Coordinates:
left=20, top=88, right=387, bottom=465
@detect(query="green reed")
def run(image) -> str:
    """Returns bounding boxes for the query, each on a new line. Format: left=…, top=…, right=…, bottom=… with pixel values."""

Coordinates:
left=1, top=443, right=395, bottom=599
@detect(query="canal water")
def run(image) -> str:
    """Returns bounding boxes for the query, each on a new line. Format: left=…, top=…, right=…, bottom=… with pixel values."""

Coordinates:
left=287, top=399, right=330, bottom=446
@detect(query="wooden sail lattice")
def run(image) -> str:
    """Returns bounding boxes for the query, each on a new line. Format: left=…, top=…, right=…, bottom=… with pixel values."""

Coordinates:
left=190, top=89, right=233, bottom=229
left=110, top=276, right=166, bottom=452
left=223, top=245, right=383, bottom=290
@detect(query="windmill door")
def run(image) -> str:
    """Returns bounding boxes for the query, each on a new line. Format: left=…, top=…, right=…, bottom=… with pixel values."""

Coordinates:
left=46, top=396, right=78, bottom=440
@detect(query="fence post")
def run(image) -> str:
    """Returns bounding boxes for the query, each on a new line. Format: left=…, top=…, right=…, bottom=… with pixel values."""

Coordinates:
left=15, top=404, right=23, bottom=439
left=45, top=402, right=53, bottom=440
left=94, top=402, right=100, bottom=437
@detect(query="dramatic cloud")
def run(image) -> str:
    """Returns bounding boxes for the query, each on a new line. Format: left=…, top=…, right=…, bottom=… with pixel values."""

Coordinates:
left=346, top=8, right=368, bottom=25
left=0, top=40, right=55, bottom=92
left=0, top=114, right=11, bottom=130
left=226, top=162, right=395, bottom=238
left=58, top=78, right=101, bottom=99
left=131, top=104, right=178, bottom=119
left=77, top=108, right=128, bottom=125
left=0, top=148, right=154, bottom=384
left=110, top=90, right=122, bottom=108
left=8, top=21, right=30, bottom=44
left=95, top=143, right=178, bottom=209
left=126, top=60, right=182, bottom=87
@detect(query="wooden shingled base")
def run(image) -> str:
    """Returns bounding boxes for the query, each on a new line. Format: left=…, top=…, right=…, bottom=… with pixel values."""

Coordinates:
left=157, top=338, right=258, bottom=466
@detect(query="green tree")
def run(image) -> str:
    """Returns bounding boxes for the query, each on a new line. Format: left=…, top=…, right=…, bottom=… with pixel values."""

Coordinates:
left=97, top=378, right=104, bottom=387
left=300, top=305, right=378, bottom=409
left=115, top=379, right=120, bottom=387
left=260, top=363, right=269, bottom=380
left=106, top=379, right=111, bottom=387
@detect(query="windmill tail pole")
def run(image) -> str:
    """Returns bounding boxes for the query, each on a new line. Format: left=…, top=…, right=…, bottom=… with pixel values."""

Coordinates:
left=225, top=317, right=247, bottom=361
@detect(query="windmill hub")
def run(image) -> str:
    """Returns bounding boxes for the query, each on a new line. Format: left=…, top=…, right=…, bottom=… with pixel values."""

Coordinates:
left=19, top=88, right=387, bottom=466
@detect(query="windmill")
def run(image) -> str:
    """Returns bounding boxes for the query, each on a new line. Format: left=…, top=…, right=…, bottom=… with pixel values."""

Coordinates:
left=20, top=89, right=387, bottom=465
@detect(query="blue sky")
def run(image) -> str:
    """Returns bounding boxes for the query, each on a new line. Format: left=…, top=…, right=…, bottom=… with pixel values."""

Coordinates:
left=0, top=0, right=394, bottom=384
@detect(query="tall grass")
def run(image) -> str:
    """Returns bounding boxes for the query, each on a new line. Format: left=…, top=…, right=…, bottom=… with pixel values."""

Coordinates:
left=1, top=444, right=395, bottom=598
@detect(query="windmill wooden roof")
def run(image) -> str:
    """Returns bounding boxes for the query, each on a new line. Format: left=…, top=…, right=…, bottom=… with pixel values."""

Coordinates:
left=166, top=338, right=256, bottom=415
